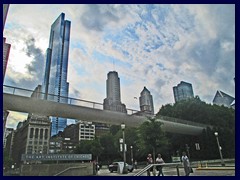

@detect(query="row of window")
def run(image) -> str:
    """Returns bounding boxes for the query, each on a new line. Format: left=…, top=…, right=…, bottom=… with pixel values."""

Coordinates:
left=29, top=128, right=49, bottom=139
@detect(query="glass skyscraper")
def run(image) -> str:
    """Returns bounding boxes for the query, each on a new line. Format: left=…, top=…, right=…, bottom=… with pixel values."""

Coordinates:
left=173, top=81, right=194, bottom=103
left=42, top=13, right=71, bottom=136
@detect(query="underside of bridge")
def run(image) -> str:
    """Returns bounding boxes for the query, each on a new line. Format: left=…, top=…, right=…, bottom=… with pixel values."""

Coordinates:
left=3, top=93, right=207, bottom=135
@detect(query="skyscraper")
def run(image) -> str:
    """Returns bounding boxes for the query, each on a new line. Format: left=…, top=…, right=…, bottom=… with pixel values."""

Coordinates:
left=139, top=86, right=154, bottom=115
left=3, top=4, right=11, bottom=82
left=3, top=4, right=9, bottom=31
left=103, top=71, right=127, bottom=113
left=42, top=13, right=71, bottom=136
left=213, top=90, right=235, bottom=108
left=3, top=37, right=11, bottom=81
left=173, top=81, right=194, bottom=102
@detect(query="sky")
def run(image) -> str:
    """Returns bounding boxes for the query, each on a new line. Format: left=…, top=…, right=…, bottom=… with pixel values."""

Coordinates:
left=3, top=4, right=235, bottom=129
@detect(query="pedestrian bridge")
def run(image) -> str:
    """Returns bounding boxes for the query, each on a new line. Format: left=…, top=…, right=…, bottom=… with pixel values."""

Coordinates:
left=3, top=85, right=211, bottom=135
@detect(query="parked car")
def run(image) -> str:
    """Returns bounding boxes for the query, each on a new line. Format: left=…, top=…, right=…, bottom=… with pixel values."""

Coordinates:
left=108, top=162, right=134, bottom=173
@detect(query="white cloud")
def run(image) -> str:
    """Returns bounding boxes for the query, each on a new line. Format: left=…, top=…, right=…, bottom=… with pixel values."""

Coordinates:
left=3, top=4, right=235, bottom=128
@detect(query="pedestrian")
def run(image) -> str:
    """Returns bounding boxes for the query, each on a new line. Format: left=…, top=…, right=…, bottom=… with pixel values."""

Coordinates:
left=181, top=151, right=190, bottom=176
left=156, top=154, right=165, bottom=176
left=134, top=160, right=138, bottom=169
left=146, top=154, right=153, bottom=176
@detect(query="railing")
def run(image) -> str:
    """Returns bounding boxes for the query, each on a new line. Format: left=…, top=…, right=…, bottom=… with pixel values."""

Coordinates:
left=53, top=166, right=87, bottom=176
left=3, top=85, right=212, bottom=128
left=3, top=85, right=139, bottom=115
left=134, top=163, right=181, bottom=176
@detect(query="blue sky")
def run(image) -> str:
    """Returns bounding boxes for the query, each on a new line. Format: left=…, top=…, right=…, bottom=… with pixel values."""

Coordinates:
left=3, top=4, right=235, bottom=128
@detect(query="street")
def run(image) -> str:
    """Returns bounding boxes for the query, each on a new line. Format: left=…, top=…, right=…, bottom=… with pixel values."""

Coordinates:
left=96, top=167, right=235, bottom=176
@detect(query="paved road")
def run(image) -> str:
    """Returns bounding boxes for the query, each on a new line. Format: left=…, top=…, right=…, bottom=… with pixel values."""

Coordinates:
left=96, top=167, right=235, bottom=176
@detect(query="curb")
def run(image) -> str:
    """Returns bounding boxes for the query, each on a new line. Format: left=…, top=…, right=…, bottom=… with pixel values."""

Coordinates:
left=196, top=167, right=235, bottom=171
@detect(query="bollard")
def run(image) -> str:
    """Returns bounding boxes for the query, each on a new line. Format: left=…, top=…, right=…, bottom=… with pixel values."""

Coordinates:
left=176, top=165, right=180, bottom=176
left=205, top=163, right=208, bottom=168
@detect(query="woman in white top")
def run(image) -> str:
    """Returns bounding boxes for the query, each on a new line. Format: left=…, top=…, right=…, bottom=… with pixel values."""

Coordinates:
left=156, top=154, right=165, bottom=176
left=181, top=151, right=190, bottom=176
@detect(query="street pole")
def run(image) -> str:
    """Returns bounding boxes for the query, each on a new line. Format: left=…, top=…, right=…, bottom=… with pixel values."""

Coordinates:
left=121, top=123, right=128, bottom=174
left=214, top=132, right=225, bottom=166
left=130, top=146, right=133, bottom=166
left=186, top=144, right=190, bottom=161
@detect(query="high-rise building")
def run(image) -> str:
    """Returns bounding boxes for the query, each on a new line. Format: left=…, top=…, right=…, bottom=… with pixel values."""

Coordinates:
left=139, top=86, right=154, bottom=115
left=213, top=90, right=235, bottom=109
left=173, top=81, right=194, bottom=103
left=3, top=37, right=11, bottom=81
left=42, top=13, right=71, bottom=136
left=3, top=4, right=11, bottom=82
left=3, top=4, right=9, bottom=30
left=103, top=71, right=127, bottom=113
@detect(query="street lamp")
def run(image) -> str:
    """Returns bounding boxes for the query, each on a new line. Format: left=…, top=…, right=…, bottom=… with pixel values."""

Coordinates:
left=121, top=123, right=128, bottom=174
left=214, top=132, right=225, bottom=166
left=130, top=146, right=133, bottom=166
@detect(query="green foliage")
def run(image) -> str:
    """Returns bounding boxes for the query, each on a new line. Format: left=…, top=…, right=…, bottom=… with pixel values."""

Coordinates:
left=156, top=97, right=235, bottom=159
left=3, top=149, right=13, bottom=170
left=138, top=117, right=169, bottom=162
left=74, top=138, right=103, bottom=161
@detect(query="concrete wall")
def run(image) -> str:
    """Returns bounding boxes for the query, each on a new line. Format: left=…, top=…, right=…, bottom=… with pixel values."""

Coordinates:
left=20, top=162, right=94, bottom=176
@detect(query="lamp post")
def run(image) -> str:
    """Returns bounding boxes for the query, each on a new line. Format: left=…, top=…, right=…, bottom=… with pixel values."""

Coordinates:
left=121, top=123, right=128, bottom=174
left=130, top=146, right=133, bottom=166
left=214, top=132, right=225, bottom=166
left=185, top=144, right=190, bottom=161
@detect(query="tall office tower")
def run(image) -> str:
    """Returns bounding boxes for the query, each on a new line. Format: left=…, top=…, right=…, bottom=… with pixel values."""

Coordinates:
left=3, top=4, right=9, bottom=31
left=139, top=86, right=154, bottom=115
left=42, top=13, right=71, bottom=136
left=3, top=4, right=11, bottom=82
left=213, top=90, right=235, bottom=108
left=3, top=38, right=11, bottom=81
left=173, top=81, right=194, bottom=103
left=103, top=71, right=127, bottom=113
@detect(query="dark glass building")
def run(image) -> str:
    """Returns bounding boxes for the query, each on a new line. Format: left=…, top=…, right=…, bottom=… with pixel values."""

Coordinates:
left=173, top=81, right=194, bottom=103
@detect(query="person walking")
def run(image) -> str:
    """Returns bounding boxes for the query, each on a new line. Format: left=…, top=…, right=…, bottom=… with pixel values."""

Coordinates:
left=181, top=151, right=190, bottom=176
left=146, top=154, right=153, bottom=176
left=134, top=160, right=138, bottom=169
left=156, top=154, right=165, bottom=176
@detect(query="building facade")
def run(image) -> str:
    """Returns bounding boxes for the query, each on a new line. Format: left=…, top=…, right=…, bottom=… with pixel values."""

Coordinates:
left=64, top=121, right=95, bottom=142
left=8, top=116, right=51, bottom=165
left=103, top=71, right=127, bottom=113
left=3, top=4, right=11, bottom=82
left=213, top=90, right=235, bottom=108
left=139, top=86, right=154, bottom=115
left=3, top=4, right=9, bottom=30
left=42, top=13, right=71, bottom=136
left=173, top=81, right=194, bottom=103
left=3, top=37, right=11, bottom=81
left=3, top=127, right=13, bottom=148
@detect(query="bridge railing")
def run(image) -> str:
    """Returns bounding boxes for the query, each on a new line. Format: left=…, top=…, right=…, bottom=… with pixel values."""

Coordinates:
left=3, top=85, right=139, bottom=115
left=134, top=162, right=181, bottom=176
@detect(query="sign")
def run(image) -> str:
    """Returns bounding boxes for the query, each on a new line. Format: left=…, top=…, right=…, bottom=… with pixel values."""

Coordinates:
left=21, top=154, right=92, bottom=161
left=119, top=144, right=127, bottom=152
left=171, top=156, right=181, bottom=162
left=195, top=143, right=200, bottom=150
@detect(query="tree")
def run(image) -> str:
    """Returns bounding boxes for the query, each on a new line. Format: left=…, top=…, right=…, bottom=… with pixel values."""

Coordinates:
left=90, top=137, right=103, bottom=162
left=156, top=98, right=235, bottom=159
left=138, top=117, right=169, bottom=164
left=3, top=149, right=13, bottom=171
